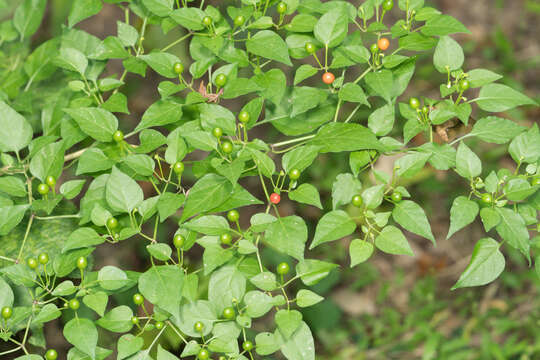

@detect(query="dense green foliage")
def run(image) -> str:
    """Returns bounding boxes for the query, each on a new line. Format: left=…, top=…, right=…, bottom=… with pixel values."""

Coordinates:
left=0, top=0, right=538, bottom=359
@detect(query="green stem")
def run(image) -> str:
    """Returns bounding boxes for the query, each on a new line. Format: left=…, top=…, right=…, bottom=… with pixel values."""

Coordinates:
left=17, top=215, right=34, bottom=262
left=272, top=134, right=315, bottom=148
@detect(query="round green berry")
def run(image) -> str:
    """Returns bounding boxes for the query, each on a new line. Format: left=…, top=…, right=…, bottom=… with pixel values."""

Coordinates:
left=243, top=341, right=254, bottom=352
left=38, top=253, right=49, bottom=265
left=234, top=15, right=245, bottom=27
left=458, top=79, right=470, bottom=91
left=76, top=256, right=88, bottom=270
left=215, top=73, right=227, bottom=87
left=1, top=306, right=12, bottom=319
left=409, top=97, right=420, bottom=110
left=198, top=349, right=210, bottom=360
left=45, top=175, right=56, bottom=187
left=173, top=234, right=185, bottom=248
left=277, top=2, right=287, bottom=14
left=194, top=321, right=204, bottom=333
left=351, top=194, right=363, bottom=207
left=133, top=293, right=144, bottom=305
left=480, top=193, right=493, bottom=205
left=289, top=169, right=301, bottom=180
left=113, top=130, right=124, bottom=143
left=107, top=217, right=118, bottom=229
left=212, top=127, right=223, bottom=138
left=221, top=141, right=233, bottom=154
left=277, top=262, right=290, bottom=275
left=131, top=316, right=139, bottom=325
left=422, top=106, right=429, bottom=114
left=391, top=192, right=402, bottom=202
left=173, top=62, right=184, bottom=75
left=227, top=210, right=240, bottom=222
left=382, top=0, right=394, bottom=11
left=220, top=233, right=232, bottom=245
left=238, top=110, right=250, bottom=123
left=37, top=183, right=49, bottom=195
left=27, top=258, right=38, bottom=269
left=155, top=321, right=164, bottom=330
left=173, top=162, right=185, bottom=174
left=45, top=349, right=58, bottom=360
left=222, top=307, right=235, bottom=320
left=68, top=298, right=80, bottom=310
left=370, top=43, right=379, bottom=53
left=202, top=16, right=212, bottom=27
left=305, top=42, right=316, bottom=54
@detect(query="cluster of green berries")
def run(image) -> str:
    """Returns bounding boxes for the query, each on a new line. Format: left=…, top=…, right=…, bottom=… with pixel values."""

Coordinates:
left=37, top=175, right=57, bottom=196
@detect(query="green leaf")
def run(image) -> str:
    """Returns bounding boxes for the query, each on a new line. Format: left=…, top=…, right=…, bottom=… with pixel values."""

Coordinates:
left=244, top=290, right=274, bottom=318
left=146, top=243, right=172, bottom=261
left=198, top=103, right=237, bottom=135
left=118, top=334, right=144, bottom=360
left=479, top=207, right=500, bottom=232
left=349, top=239, right=374, bottom=267
left=296, top=259, right=338, bottom=286
left=508, top=125, right=540, bottom=164
left=467, top=69, right=502, bottom=88
left=255, top=332, right=282, bottom=356
left=0, top=205, right=29, bottom=236
left=246, top=30, right=292, bottom=66
left=294, top=64, right=318, bottom=85
left=0, top=101, right=33, bottom=152
left=64, top=107, right=118, bottom=142
left=399, top=32, right=437, bottom=51
left=289, top=183, right=322, bottom=209
left=282, top=145, right=320, bottom=173
left=63, top=318, right=98, bottom=359
left=475, top=84, right=536, bottom=112
left=96, top=306, right=133, bottom=333
left=13, top=0, right=46, bottom=40
left=33, top=303, right=61, bottom=324
left=495, top=207, right=530, bottom=260
left=142, top=0, right=173, bottom=17
left=68, top=0, right=103, bottom=28
left=375, top=225, right=414, bottom=256
left=361, top=184, right=385, bottom=210
left=98, top=265, right=129, bottom=290
left=0, top=276, right=14, bottom=309
left=55, top=47, right=88, bottom=74
left=0, top=176, right=27, bottom=197
left=421, top=14, right=470, bottom=36
left=135, top=100, right=183, bottom=131
left=83, top=292, right=108, bottom=317
left=139, top=265, right=184, bottom=318
left=264, top=216, right=308, bottom=260
left=77, top=148, right=114, bottom=175
left=170, top=8, right=206, bottom=30
left=184, top=215, right=229, bottom=235
left=60, top=180, right=86, bottom=200
left=250, top=272, right=278, bottom=291
left=313, top=8, right=348, bottom=47
left=296, top=289, right=324, bottom=308
left=433, top=36, right=464, bottom=73
left=447, top=196, right=479, bottom=239
left=181, top=174, right=233, bottom=221
left=164, top=129, right=188, bottom=164
left=106, top=167, right=144, bottom=213
left=310, top=210, right=356, bottom=249
left=339, top=83, right=369, bottom=106
left=29, top=141, right=65, bottom=182
left=140, top=52, right=181, bottom=78
left=395, top=152, right=431, bottom=179
left=310, top=123, right=382, bottom=153
left=276, top=309, right=302, bottom=339
left=455, top=142, right=482, bottom=179
left=452, top=238, right=505, bottom=290
left=504, top=178, right=535, bottom=201
left=63, top=227, right=104, bottom=253
left=392, top=200, right=435, bottom=243
left=367, top=104, right=394, bottom=136
left=208, top=265, right=246, bottom=313
left=280, top=322, right=315, bottom=360
left=470, top=116, right=526, bottom=144
left=364, top=70, right=393, bottom=103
